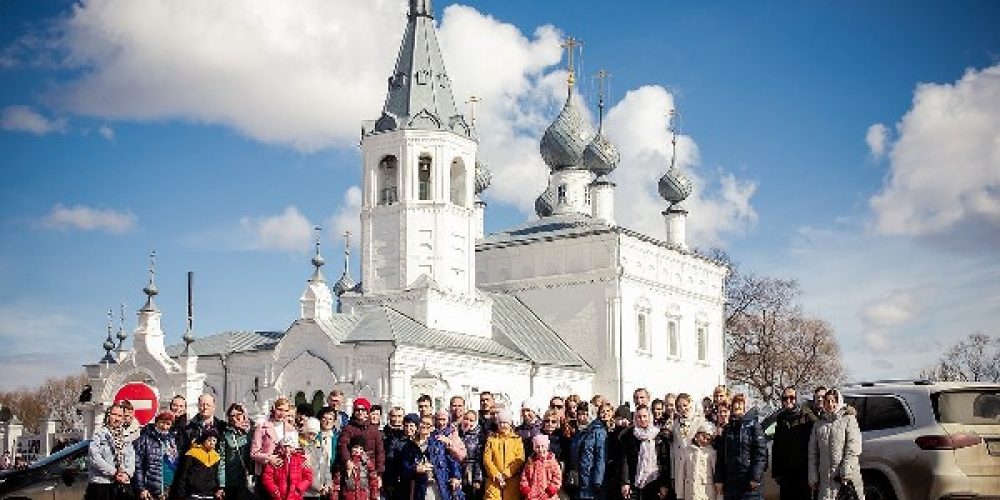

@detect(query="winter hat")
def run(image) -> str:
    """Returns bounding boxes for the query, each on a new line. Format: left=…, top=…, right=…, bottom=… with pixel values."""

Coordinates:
left=303, top=417, right=321, bottom=434
left=695, top=422, right=715, bottom=436
left=154, top=411, right=175, bottom=423
left=353, top=398, right=372, bottom=411
left=531, top=434, right=550, bottom=447
left=280, top=431, right=300, bottom=448
left=403, top=413, right=421, bottom=425
left=614, top=403, right=631, bottom=420
left=196, top=428, right=219, bottom=443
left=495, top=408, right=514, bottom=424
left=349, top=435, right=367, bottom=449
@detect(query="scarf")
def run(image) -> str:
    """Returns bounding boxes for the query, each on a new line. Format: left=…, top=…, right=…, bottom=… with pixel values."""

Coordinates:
left=632, top=425, right=660, bottom=488
left=109, top=425, right=127, bottom=469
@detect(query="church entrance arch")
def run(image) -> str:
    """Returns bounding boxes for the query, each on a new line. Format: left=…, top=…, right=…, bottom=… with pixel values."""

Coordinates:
left=275, top=351, right=339, bottom=412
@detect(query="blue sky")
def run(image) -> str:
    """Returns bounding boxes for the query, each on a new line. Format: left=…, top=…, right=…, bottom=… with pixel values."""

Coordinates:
left=1, top=0, right=998, bottom=390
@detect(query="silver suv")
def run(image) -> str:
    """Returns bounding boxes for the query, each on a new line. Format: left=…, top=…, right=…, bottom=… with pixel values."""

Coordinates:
left=840, top=381, right=1000, bottom=500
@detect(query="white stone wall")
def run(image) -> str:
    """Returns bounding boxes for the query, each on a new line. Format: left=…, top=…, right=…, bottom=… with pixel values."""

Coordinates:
left=617, top=236, right=726, bottom=401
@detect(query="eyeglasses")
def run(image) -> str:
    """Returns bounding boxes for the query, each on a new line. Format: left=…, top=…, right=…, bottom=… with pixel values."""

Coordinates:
left=550, top=404, right=564, bottom=409
left=229, top=413, right=244, bottom=418
left=109, top=412, right=125, bottom=417
left=782, top=396, right=797, bottom=401
left=544, top=419, right=560, bottom=423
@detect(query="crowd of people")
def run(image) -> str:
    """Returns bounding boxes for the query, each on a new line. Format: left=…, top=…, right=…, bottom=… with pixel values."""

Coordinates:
left=82, top=385, right=863, bottom=500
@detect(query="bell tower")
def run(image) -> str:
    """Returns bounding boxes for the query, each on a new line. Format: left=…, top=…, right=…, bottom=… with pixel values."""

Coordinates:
left=349, top=0, right=492, bottom=337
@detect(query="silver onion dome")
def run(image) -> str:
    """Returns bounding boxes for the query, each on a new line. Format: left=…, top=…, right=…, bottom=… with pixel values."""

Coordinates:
left=658, top=168, right=693, bottom=206
left=333, top=272, right=356, bottom=297
left=534, top=188, right=555, bottom=218
left=474, top=160, right=492, bottom=195
left=582, top=132, right=620, bottom=177
left=540, top=93, right=595, bottom=170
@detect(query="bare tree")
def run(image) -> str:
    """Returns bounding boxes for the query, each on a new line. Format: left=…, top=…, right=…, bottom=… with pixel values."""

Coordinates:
left=919, top=332, right=1000, bottom=382
left=0, top=373, right=87, bottom=434
left=709, top=249, right=844, bottom=405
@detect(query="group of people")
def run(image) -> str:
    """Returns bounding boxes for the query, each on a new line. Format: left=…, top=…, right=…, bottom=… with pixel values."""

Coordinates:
left=84, top=385, right=863, bottom=500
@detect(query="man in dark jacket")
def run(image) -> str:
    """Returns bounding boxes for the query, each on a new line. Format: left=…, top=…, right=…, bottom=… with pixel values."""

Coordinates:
left=180, top=394, right=227, bottom=454
left=771, top=387, right=816, bottom=500
left=714, top=395, right=767, bottom=500
left=337, top=397, right=386, bottom=476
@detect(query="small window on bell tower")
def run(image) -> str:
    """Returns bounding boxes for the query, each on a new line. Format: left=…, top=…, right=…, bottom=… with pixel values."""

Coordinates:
left=418, top=155, right=432, bottom=201
left=557, top=184, right=567, bottom=204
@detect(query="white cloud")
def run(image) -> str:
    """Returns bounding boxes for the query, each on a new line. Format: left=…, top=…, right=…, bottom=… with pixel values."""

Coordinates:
left=603, top=85, right=758, bottom=248
left=97, top=124, right=115, bottom=140
left=865, top=122, right=888, bottom=158
left=43, top=204, right=136, bottom=234
left=755, top=222, right=1000, bottom=381
left=870, top=64, right=1000, bottom=242
left=240, top=205, right=314, bottom=252
left=1, top=105, right=67, bottom=135
left=859, top=290, right=919, bottom=351
left=329, top=185, right=362, bottom=244
left=47, top=0, right=405, bottom=151
left=41, top=1, right=757, bottom=246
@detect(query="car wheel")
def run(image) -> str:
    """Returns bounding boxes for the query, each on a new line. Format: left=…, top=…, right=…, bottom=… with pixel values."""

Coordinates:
left=862, top=473, right=897, bottom=500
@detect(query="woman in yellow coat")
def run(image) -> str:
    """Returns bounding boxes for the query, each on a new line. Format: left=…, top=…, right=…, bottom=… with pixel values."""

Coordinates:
left=484, top=409, right=526, bottom=500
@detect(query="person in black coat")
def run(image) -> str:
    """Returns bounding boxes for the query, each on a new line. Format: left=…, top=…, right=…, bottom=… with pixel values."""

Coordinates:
left=713, top=395, right=767, bottom=500
left=771, top=387, right=816, bottom=500
left=174, top=429, right=222, bottom=500
left=617, top=405, right=670, bottom=500
left=604, top=404, right=631, bottom=500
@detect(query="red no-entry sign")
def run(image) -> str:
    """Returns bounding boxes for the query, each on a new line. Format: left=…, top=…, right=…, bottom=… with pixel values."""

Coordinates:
left=114, top=382, right=159, bottom=425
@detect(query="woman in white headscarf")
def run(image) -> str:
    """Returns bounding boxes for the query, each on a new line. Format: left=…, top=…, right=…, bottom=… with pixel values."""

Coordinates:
left=808, top=389, right=864, bottom=500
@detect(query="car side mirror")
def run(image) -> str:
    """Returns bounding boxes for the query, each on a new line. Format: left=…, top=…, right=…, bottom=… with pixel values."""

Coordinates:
left=61, top=469, right=76, bottom=486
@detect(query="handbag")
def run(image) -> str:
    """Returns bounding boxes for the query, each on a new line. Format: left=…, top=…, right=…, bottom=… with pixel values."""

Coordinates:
left=836, top=480, right=860, bottom=500
left=565, top=469, right=580, bottom=488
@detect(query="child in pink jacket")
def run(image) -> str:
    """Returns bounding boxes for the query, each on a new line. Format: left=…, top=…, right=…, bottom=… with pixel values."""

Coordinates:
left=519, top=435, right=562, bottom=500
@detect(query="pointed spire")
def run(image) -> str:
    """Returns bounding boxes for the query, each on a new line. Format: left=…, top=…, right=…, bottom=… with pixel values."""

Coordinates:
left=367, top=0, right=471, bottom=138
left=100, top=309, right=116, bottom=364
left=310, top=226, right=326, bottom=283
left=596, top=69, right=610, bottom=132
left=115, top=302, right=127, bottom=351
left=334, top=229, right=356, bottom=296
left=141, top=250, right=159, bottom=312
left=408, top=0, right=433, bottom=18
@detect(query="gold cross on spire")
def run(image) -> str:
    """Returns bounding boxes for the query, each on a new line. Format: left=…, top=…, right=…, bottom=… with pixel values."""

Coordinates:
left=561, top=36, right=582, bottom=88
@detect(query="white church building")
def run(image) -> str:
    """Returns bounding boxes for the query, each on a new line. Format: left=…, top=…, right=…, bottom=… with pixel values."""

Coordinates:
left=81, top=0, right=727, bottom=427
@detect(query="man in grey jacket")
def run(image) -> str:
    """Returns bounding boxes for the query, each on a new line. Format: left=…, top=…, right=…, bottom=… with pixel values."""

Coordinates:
left=86, top=402, right=136, bottom=500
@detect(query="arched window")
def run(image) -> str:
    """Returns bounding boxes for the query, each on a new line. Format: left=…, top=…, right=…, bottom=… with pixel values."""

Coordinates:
left=697, top=325, right=707, bottom=361
left=418, top=155, right=432, bottom=201
left=378, top=155, right=398, bottom=205
left=450, top=158, right=467, bottom=206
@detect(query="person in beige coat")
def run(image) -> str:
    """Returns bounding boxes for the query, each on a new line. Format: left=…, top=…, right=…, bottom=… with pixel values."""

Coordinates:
left=675, top=422, right=716, bottom=500
left=808, top=389, right=864, bottom=500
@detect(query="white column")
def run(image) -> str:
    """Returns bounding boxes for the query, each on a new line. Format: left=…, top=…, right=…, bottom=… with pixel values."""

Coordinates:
left=664, top=205, right=688, bottom=249
left=590, top=179, right=615, bottom=224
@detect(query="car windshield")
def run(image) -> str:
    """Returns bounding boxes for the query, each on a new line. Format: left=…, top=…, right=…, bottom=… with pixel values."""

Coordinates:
left=934, top=390, right=1000, bottom=424
left=27, top=440, right=90, bottom=470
